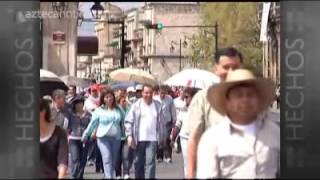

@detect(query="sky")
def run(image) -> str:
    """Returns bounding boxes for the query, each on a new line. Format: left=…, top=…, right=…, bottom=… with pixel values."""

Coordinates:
left=78, top=2, right=145, bottom=36
left=77, top=2, right=197, bottom=36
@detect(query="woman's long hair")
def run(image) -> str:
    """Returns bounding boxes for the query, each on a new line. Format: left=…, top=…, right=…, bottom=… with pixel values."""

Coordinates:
left=40, top=98, right=51, bottom=122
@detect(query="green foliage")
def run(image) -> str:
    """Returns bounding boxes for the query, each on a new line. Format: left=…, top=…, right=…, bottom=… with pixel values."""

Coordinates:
left=190, top=2, right=262, bottom=73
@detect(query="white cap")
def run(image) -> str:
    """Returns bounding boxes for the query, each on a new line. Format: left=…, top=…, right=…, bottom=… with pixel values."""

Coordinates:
left=135, top=84, right=143, bottom=91
left=127, top=86, right=136, bottom=93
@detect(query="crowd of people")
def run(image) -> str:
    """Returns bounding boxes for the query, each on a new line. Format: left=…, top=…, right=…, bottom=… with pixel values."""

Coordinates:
left=40, top=47, right=280, bottom=179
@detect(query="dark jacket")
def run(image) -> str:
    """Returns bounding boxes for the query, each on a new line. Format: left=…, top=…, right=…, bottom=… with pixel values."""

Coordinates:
left=51, top=106, right=72, bottom=130
left=68, top=111, right=92, bottom=138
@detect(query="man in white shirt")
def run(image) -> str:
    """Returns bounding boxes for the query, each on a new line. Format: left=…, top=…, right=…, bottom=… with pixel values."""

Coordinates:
left=174, top=90, right=185, bottom=116
left=125, top=84, right=166, bottom=179
left=197, top=69, right=280, bottom=179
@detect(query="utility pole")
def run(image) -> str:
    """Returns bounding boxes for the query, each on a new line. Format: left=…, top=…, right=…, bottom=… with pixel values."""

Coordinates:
left=120, top=20, right=125, bottom=68
left=179, top=39, right=182, bottom=72
left=99, top=57, right=102, bottom=82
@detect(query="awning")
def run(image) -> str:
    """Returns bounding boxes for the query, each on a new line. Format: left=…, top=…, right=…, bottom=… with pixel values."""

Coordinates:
left=77, top=36, right=98, bottom=55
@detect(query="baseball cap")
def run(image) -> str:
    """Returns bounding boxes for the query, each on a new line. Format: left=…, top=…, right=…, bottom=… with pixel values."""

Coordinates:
left=98, top=83, right=107, bottom=89
left=91, top=84, right=99, bottom=91
left=127, top=86, right=136, bottom=93
left=135, top=84, right=143, bottom=91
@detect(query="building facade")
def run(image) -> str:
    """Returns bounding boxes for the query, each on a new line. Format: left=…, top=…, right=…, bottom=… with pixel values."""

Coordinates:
left=41, top=2, right=78, bottom=76
left=76, top=36, right=98, bottom=79
left=135, top=3, right=201, bottom=82
left=88, top=2, right=200, bottom=82
left=93, top=2, right=123, bottom=82
left=259, top=2, right=280, bottom=84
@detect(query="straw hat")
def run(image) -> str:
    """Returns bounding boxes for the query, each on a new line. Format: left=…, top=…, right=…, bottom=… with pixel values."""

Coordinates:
left=207, top=69, right=275, bottom=115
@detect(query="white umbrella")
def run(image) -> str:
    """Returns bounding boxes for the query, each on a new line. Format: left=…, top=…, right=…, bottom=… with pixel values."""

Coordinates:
left=40, top=69, right=62, bottom=82
left=110, top=68, right=157, bottom=86
left=40, top=69, right=68, bottom=97
left=164, top=68, right=220, bottom=89
left=60, top=75, right=91, bottom=88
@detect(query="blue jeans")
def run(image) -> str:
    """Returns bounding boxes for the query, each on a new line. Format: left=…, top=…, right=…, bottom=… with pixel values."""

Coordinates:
left=97, top=136, right=121, bottom=178
left=134, top=141, right=157, bottom=179
left=69, top=139, right=91, bottom=179
left=179, top=136, right=188, bottom=178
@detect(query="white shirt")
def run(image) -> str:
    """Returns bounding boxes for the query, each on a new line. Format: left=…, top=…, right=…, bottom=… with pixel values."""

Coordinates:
left=84, top=96, right=99, bottom=112
left=176, top=106, right=189, bottom=138
left=139, top=101, right=158, bottom=142
left=228, top=118, right=257, bottom=138
left=197, top=116, right=280, bottom=179
left=174, top=96, right=186, bottom=115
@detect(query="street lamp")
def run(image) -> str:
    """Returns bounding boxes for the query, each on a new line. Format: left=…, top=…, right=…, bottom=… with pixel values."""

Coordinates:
left=90, top=2, right=104, bottom=19
left=170, top=38, right=189, bottom=72
left=79, top=4, right=126, bottom=69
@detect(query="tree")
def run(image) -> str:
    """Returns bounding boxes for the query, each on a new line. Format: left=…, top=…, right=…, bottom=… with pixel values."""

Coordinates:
left=190, top=2, right=262, bottom=74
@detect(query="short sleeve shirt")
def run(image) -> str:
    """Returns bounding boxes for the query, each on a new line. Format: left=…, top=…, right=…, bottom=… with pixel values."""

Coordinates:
left=40, top=126, right=68, bottom=179
left=183, top=88, right=225, bottom=136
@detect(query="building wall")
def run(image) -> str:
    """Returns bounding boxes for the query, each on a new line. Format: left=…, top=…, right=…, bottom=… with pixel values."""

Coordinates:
left=41, top=2, right=78, bottom=76
left=148, top=3, right=200, bottom=82
left=261, top=2, right=280, bottom=84
left=92, top=3, right=123, bottom=82
left=125, top=8, right=144, bottom=67
left=84, top=3, right=200, bottom=82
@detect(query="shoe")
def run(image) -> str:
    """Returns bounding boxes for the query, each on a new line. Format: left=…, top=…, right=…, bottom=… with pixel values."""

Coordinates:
left=124, top=174, right=130, bottom=179
left=165, top=158, right=172, bottom=163
left=157, top=158, right=163, bottom=163
left=116, top=176, right=121, bottom=179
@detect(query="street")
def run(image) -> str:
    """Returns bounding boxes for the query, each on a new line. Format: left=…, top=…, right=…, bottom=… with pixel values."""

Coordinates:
left=81, top=153, right=184, bottom=179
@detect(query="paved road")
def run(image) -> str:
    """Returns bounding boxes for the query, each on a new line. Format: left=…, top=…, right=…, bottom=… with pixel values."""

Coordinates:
left=81, top=152, right=184, bottom=179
